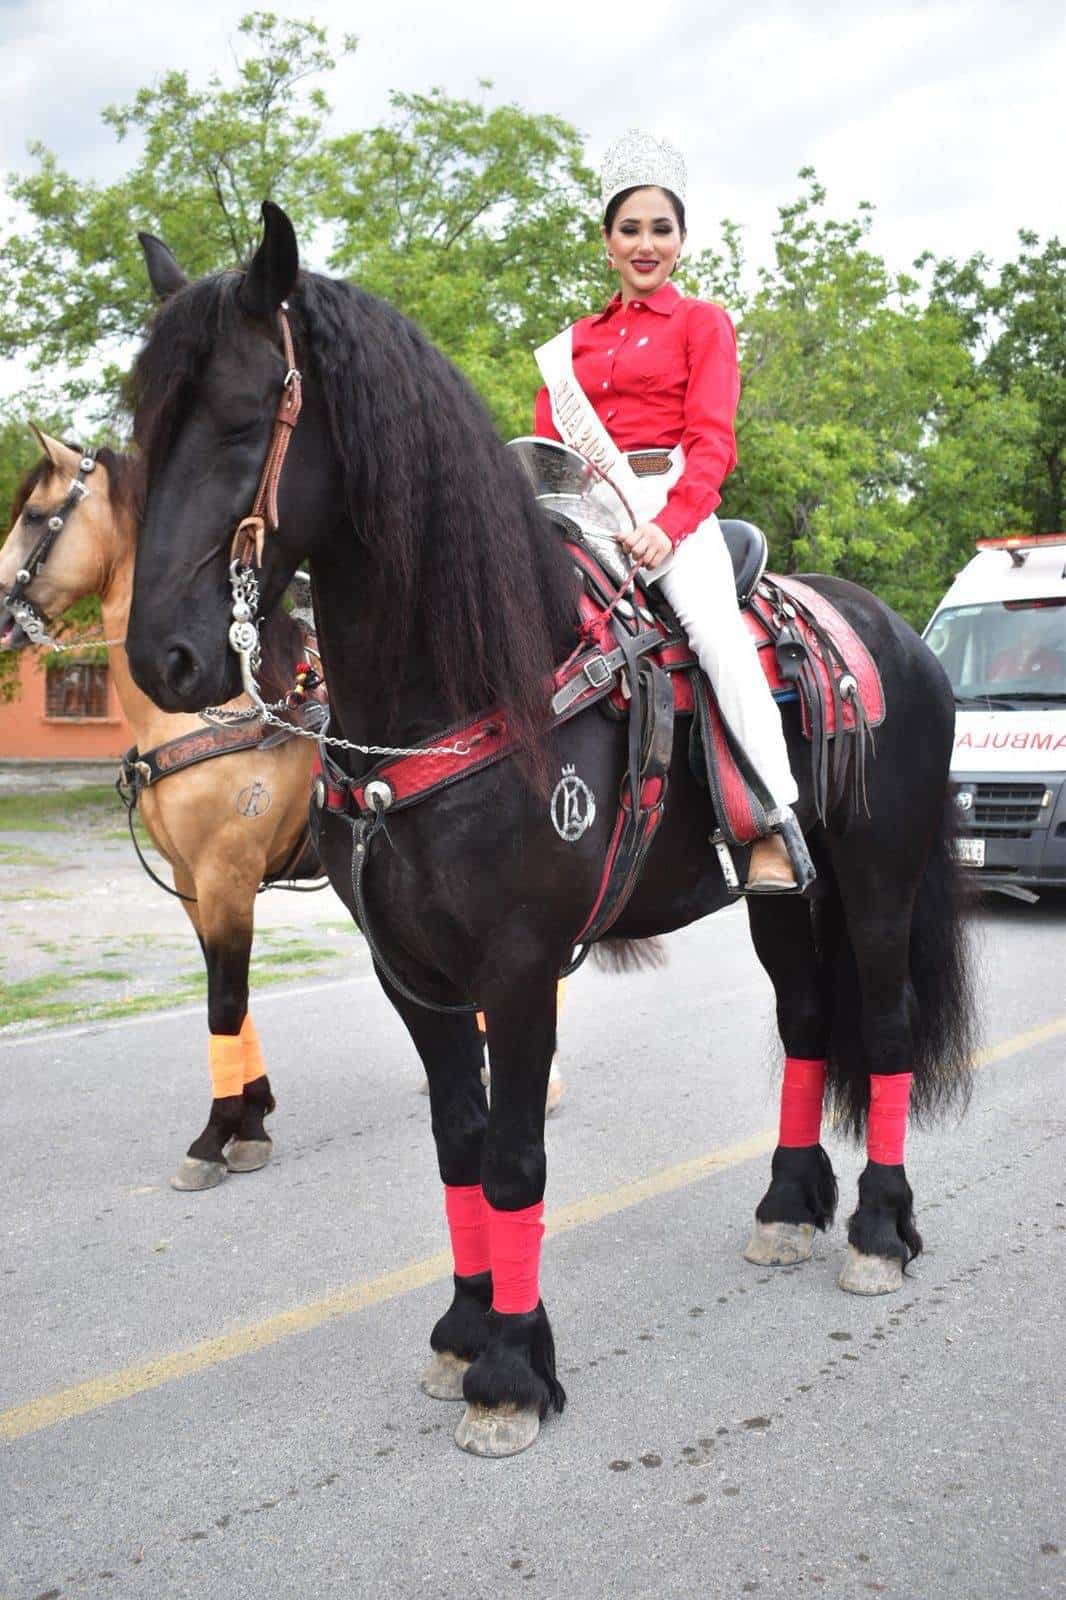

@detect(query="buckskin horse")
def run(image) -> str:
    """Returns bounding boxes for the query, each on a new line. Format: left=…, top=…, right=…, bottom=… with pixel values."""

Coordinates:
left=0, top=432, right=324, bottom=1190
left=123, top=203, right=975, bottom=1458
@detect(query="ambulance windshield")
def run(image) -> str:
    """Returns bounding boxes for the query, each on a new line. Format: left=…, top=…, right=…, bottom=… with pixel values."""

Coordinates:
left=925, top=599, right=1066, bottom=703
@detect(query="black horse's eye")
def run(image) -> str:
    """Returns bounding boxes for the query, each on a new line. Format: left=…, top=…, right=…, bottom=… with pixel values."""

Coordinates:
left=22, top=508, right=45, bottom=527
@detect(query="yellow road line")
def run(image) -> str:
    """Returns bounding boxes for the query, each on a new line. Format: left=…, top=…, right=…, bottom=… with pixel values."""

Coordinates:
left=3, top=1014, right=1063, bottom=1445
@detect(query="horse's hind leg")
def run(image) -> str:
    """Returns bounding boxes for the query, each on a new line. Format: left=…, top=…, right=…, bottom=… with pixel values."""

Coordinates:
left=830, top=866, right=923, bottom=1296
left=744, top=894, right=838, bottom=1267
left=170, top=887, right=271, bottom=1191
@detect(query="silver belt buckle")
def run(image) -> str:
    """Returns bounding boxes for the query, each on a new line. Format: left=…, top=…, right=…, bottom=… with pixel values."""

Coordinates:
left=583, top=655, right=612, bottom=689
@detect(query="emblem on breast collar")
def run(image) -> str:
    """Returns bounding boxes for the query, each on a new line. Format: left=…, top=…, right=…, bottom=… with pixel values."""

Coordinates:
left=551, top=764, right=596, bottom=842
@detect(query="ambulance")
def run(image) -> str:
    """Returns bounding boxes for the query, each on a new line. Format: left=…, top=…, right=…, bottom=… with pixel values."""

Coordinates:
left=923, top=532, right=1066, bottom=899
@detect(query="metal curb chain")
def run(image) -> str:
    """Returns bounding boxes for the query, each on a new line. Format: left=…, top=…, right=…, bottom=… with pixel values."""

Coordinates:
left=3, top=593, right=126, bottom=654
left=201, top=560, right=480, bottom=760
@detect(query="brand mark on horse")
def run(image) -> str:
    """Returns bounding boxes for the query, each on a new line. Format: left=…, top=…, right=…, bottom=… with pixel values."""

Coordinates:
left=236, top=779, right=272, bottom=818
left=551, top=764, right=596, bottom=842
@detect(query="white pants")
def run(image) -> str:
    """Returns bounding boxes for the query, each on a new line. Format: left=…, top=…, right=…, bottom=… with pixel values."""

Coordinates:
left=606, top=454, right=799, bottom=812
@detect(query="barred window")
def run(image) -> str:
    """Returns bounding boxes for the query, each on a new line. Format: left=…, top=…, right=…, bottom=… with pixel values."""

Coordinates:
left=45, top=663, right=110, bottom=719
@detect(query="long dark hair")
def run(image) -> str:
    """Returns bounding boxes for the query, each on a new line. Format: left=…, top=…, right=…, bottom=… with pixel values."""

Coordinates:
left=133, top=270, right=577, bottom=762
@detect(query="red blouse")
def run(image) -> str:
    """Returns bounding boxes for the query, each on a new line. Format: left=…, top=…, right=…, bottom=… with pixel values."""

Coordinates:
left=533, top=281, right=740, bottom=547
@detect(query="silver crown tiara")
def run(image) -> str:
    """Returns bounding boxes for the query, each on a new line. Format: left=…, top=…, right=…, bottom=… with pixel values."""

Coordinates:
left=600, top=128, right=688, bottom=212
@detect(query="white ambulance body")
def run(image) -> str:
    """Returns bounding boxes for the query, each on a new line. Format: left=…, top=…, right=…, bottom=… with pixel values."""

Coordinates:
left=923, top=533, right=1066, bottom=896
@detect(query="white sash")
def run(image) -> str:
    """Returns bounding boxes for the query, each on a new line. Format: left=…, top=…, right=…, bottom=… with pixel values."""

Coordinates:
left=533, top=327, right=644, bottom=511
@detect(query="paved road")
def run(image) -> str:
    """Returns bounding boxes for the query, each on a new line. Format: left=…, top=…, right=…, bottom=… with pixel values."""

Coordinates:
left=1, top=894, right=1064, bottom=1600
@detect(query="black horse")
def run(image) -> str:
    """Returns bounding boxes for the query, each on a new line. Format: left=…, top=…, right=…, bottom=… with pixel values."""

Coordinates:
left=125, top=203, right=974, bottom=1458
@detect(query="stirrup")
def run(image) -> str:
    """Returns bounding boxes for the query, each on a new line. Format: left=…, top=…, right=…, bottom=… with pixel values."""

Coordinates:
left=746, top=808, right=816, bottom=896
left=714, top=811, right=816, bottom=897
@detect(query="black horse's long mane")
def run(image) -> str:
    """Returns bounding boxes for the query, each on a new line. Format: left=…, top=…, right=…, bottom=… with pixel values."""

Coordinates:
left=133, top=270, right=578, bottom=763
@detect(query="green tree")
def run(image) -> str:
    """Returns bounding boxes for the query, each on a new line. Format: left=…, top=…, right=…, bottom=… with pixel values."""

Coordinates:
left=712, top=172, right=1035, bottom=625
left=0, top=13, right=356, bottom=415
left=926, top=232, right=1066, bottom=532
left=320, top=87, right=601, bottom=437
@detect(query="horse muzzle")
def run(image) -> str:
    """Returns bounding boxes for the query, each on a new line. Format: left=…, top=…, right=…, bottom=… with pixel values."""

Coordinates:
left=129, top=632, right=236, bottom=712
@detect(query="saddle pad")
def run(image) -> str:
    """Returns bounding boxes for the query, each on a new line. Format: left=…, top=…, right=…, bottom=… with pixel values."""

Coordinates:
left=748, top=577, right=886, bottom=737
left=587, top=575, right=884, bottom=739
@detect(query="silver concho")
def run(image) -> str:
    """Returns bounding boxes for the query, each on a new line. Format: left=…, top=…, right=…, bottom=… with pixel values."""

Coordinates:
left=550, top=764, right=596, bottom=843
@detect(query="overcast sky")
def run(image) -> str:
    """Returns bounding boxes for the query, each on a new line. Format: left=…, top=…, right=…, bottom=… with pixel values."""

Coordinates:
left=2, top=0, right=1064, bottom=317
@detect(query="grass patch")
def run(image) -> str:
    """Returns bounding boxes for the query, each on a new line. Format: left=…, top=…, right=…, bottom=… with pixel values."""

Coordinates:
left=0, top=785, right=119, bottom=833
left=253, top=945, right=344, bottom=971
left=0, top=842, right=53, bottom=866
left=0, top=967, right=133, bottom=1026
left=0, top=889, right=72, bottom=904
left=0, top=958, right=347, bottom=1034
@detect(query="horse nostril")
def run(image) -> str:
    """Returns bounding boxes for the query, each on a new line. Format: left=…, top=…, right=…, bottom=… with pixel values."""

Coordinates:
left=164, top=642, right=202, bottom=698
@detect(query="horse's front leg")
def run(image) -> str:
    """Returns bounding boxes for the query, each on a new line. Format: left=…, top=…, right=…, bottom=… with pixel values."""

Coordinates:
left=375, top=977, right=494, bottom=1398
left=454, top=959, right=565, bottom=1459
left=170, top=879, right=273, bottom=1191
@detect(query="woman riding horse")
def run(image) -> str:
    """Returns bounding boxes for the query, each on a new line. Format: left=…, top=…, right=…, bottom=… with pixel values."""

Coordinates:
left=533, top=129, right=800, bottom=892
left=122, top=171, right=974, bottom=1459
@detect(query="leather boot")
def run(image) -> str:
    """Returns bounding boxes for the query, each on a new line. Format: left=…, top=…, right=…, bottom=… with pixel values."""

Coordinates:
left=745, top=832, right=798, bottom=893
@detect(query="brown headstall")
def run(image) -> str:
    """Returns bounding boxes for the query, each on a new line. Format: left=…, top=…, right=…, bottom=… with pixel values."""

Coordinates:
left=231, top=305, right=303, bottom=570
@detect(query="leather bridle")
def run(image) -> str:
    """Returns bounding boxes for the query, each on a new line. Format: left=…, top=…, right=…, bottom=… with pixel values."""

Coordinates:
left=230, top=305, right=303, bottom=572
left=1, top=451, right=99, bottom=648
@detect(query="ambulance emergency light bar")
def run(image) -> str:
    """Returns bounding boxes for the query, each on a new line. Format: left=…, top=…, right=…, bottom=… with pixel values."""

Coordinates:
left=975, top=531, right=1066, bottom=567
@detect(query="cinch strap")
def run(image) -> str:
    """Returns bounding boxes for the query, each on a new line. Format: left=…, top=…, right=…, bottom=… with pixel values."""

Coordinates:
left=779, top=1056, right=827, bottom=1148
left=208, top=1034, right=245, bottom=1100
left=444, top=1184, right=490, bottom=1278
left=867, top=1072, right=913, bottom=1165
left=487, top=1199, right=544, bottom=1315
left=240, top=1013, right=265, bottom=1086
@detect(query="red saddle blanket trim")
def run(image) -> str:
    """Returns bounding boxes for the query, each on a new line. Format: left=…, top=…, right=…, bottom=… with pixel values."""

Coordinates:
left=332, top=574, right=883, bottom=817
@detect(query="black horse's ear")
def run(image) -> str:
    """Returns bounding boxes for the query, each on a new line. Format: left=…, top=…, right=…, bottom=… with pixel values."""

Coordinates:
left=240, top=201, right=299, bottom=319
left=138, top=232, right=188, bottom=301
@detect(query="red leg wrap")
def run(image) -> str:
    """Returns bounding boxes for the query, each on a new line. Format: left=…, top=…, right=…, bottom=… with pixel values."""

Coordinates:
left=779, top=1056, right=827, bottom=1147
left=444, top=1183, right=490, bottom=1278
left=867, top=1072, right=913, bottom=1165
left=486, top=1199, right=544, bottom=1315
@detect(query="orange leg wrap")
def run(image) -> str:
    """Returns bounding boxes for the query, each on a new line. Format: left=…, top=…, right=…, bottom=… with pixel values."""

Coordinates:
left=239, top=1013, right=266, bottom=1085
left=208, top=1034, right=245, bottom=1100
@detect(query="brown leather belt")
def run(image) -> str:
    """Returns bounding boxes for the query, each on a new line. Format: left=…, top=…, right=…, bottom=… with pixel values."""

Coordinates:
left=628, top=450, right=672, bottom=477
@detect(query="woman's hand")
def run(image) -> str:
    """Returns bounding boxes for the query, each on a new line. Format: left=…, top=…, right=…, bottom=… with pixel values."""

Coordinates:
left=615, top=521, right=673, bottom=570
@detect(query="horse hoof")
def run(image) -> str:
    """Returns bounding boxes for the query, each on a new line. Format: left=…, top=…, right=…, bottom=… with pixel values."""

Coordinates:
left=225, top=1139, right=273, bottom=1173
left=545, top=1068, right=566, bottom=1118
left=743, top=1220, right=815, bottom=1266
left=169, top=1157, right=228, bottom=1192
left=420, top=1350, right=471, bottom=1401
left=837, top=1244, right=904, bottom=1295
left=454, top=1402, right=541, bottom=1458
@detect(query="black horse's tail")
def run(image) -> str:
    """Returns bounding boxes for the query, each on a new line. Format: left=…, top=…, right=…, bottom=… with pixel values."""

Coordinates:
left=820, top=803, right=978, bottom=1142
